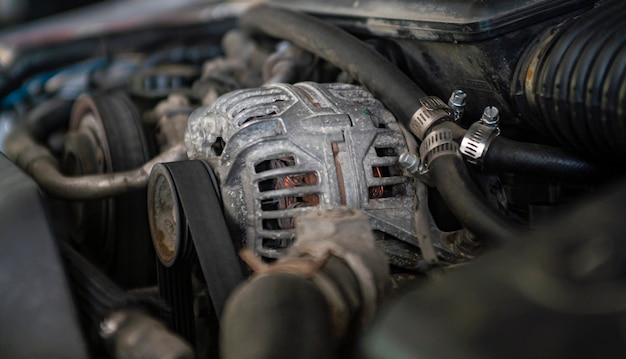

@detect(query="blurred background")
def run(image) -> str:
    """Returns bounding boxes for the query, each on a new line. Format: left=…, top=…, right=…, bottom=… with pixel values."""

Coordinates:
left=0, top=0, right=106, bottom=27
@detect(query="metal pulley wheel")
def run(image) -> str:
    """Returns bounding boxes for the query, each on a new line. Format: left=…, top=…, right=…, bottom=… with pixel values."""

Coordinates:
left=63, top=92, right=155, bottom=288
left=148, top=160, right=245, bottom=356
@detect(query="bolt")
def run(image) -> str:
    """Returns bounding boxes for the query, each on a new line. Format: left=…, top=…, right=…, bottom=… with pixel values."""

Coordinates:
left=480, top=106, right=500, bottom=127
left=448, top=89, right=467, bottom=107
left=399, top=152, right=420, bottom=175
left=448, top=89, right=467, bottom=121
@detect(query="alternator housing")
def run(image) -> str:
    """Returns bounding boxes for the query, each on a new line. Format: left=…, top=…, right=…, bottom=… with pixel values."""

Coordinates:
left=186, top=82, right=416, bottom=259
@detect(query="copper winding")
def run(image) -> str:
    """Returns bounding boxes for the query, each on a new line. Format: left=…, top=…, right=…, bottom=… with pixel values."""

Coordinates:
left=369, top=166, right=385, bottom=199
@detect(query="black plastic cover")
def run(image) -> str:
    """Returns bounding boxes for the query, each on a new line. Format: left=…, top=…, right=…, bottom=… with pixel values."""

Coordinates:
left=267, top=0, right=597, bottom=41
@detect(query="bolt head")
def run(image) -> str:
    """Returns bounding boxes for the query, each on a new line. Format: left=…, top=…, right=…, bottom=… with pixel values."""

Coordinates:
left=481, top=106, right=500, bottom=126
left=448, top=89, right=467, bottom=107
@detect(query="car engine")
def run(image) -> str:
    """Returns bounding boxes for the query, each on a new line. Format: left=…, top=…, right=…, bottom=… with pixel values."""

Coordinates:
left=0, top=0, right=625, bottom=358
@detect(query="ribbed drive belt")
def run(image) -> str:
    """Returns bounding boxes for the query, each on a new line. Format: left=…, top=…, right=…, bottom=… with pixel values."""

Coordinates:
left=160, top=160, right=244, bottom=317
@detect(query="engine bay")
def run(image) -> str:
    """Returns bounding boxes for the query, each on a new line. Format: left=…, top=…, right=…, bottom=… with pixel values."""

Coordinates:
left=0, top=0, right=625, bottom=358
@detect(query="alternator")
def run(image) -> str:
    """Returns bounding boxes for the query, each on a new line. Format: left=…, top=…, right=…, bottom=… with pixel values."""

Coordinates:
left=185, top=82, right=417, bottom=260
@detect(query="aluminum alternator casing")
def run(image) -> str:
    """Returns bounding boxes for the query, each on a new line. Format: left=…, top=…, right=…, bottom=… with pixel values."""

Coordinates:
left=185, top=82, right=417, bottom=259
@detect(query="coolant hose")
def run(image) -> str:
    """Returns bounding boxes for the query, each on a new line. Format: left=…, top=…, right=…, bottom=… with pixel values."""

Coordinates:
left=241, top=5, right=518, bottom=240
left=429, top=152, right=518, bottom=241
left=221, top=208, right=389, bottom=359
left=484, top=137, right=604, bottom=181
left=221, top=274, right=336, bottom=359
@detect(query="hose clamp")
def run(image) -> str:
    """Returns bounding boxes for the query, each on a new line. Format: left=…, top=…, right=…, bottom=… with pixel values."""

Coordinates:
left=459, top=121, right=499, bottom=166
left=419, top=127, right=460, bottom=173
left=410, top=96, right=452, bottom=140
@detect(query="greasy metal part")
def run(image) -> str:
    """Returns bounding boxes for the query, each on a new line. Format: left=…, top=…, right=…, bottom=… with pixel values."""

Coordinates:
left=413, top=180, right=438, bottom=265
left=409, top=96, right=451, bottom=140
left=186, top=82, right=417, bottom=260
left=448, top=89, right=467, bottom=122
left=152, top=95, right=194, bottom=150
left=159, top=114, right=193, bottom=151
left=193, top=30, right=272, bottom=106
left=460, top=121, right=500, bottom=166
left=100, top=309, right=194, bottom=359
left=413, top=178, right=478, bottom=264
left=262, top=42, right=318, bottom=84
left=4, top=128, right=187, bottom=200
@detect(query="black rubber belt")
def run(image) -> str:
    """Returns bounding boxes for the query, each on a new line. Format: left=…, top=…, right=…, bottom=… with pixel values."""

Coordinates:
left=161, top=160, right=244, bottom=317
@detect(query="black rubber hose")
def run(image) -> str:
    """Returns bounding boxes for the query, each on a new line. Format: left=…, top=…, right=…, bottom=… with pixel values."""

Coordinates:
left=429, top=154, right=519, bottom=241
left=221, top=273, right=336, bottom=359
left=483, top=137, right=604, bottom=182
left=514, top=0, right=626, bottom=161
left=240, top=4, right=426, bottom=127
left=241, top=4, right=518, bottom=240
left=23, top=98, right=73, bottom=141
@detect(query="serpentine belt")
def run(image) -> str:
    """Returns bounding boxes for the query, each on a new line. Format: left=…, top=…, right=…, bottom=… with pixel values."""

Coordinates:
left=159, top=160, right=244, bottom=318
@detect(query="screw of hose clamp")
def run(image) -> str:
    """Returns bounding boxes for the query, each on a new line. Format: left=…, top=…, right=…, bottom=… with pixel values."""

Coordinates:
left=448, top=89, right=467, bottom=122
left=399, top=152, right=421, bottom=175
left=480, top=106, right=500, bottom=127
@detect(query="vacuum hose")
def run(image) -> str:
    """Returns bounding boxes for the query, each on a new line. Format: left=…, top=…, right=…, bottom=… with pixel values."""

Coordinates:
left=484, top=137, right=604, bottom=182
